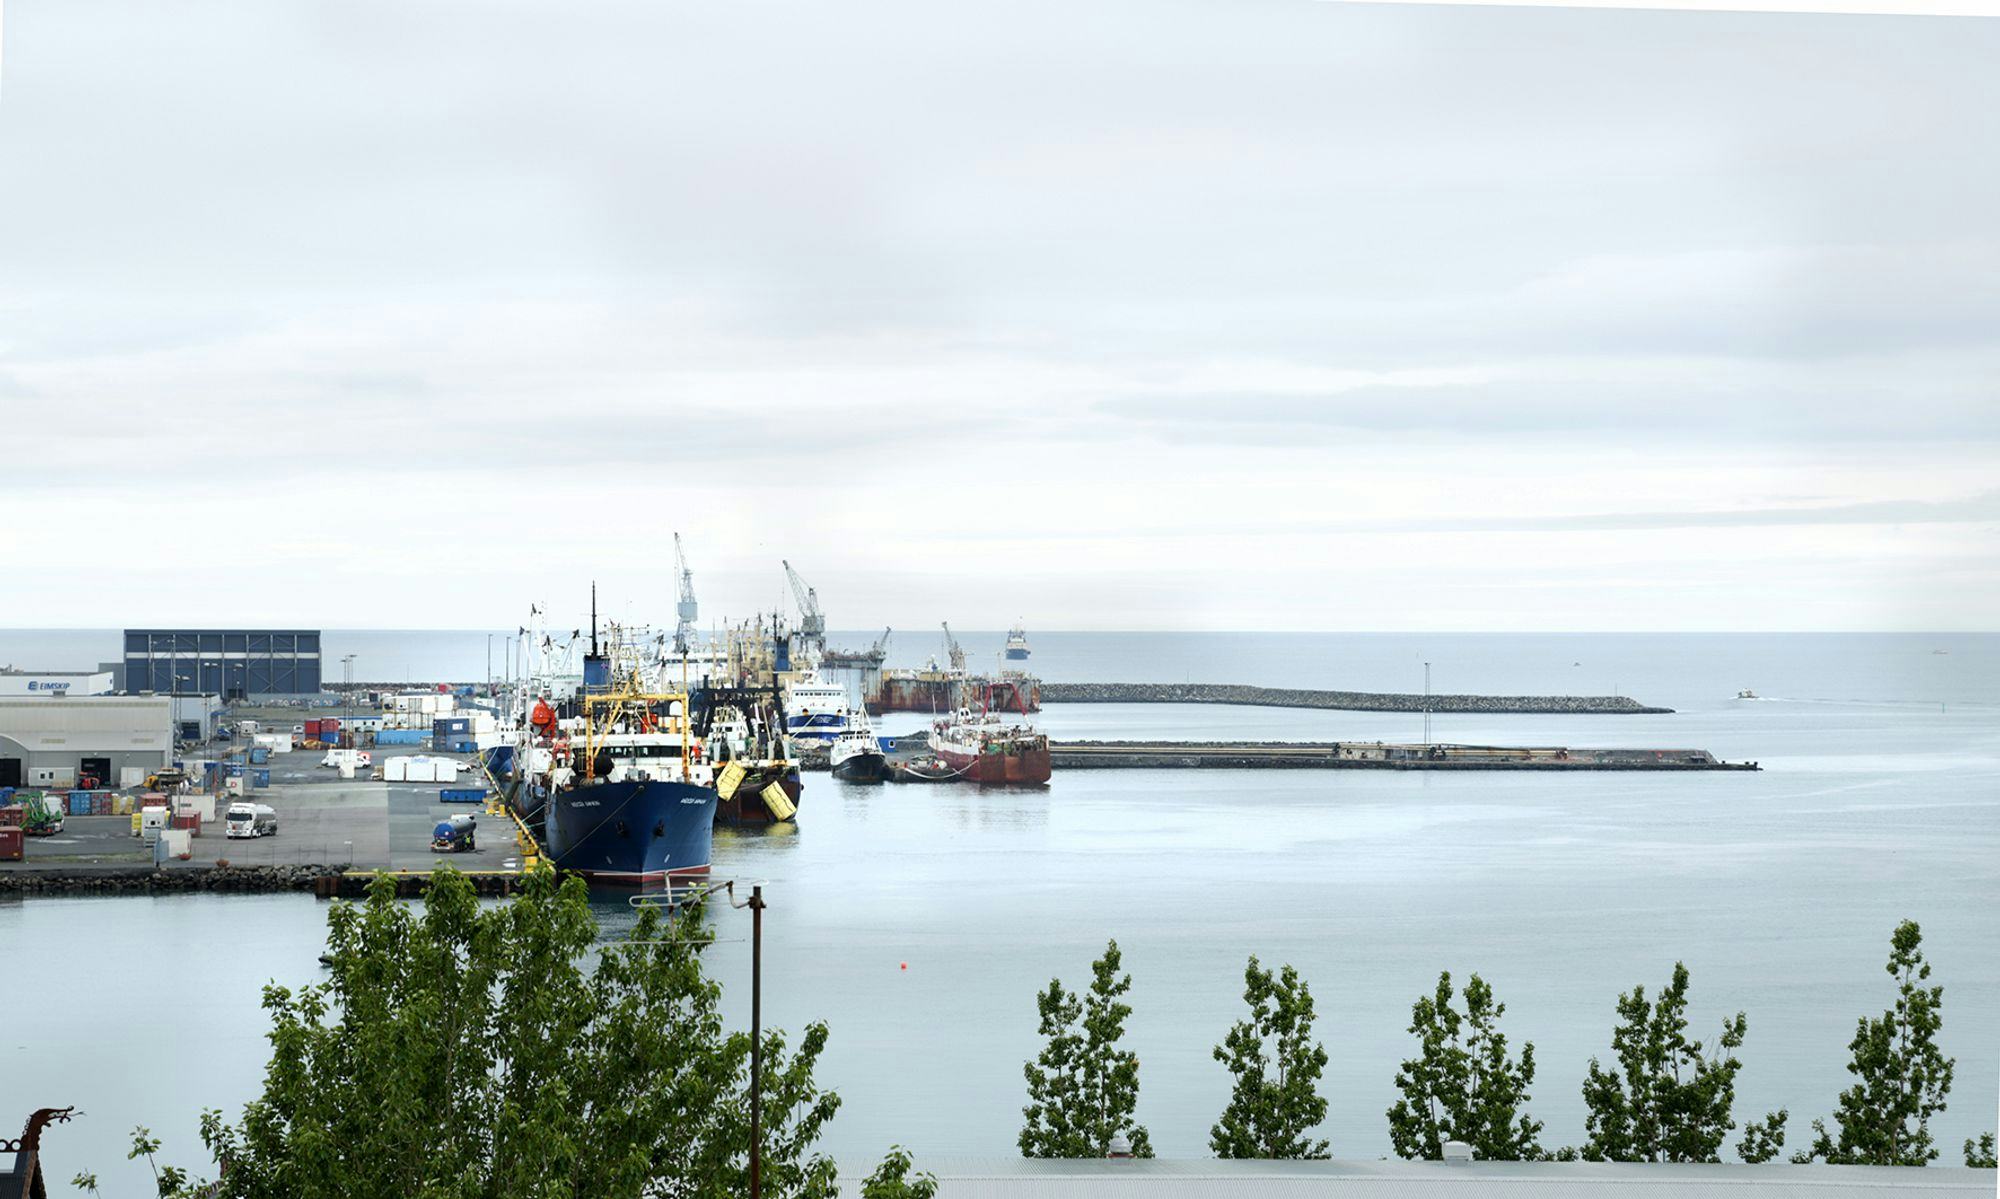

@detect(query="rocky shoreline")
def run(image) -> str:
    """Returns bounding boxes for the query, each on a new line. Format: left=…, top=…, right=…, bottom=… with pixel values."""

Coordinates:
left=0, top=864, right=346, bottom=896
left=1038, top=682, right=1671, bottom=714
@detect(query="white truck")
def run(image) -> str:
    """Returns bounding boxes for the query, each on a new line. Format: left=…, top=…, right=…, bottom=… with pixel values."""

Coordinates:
left=224, top=802, right=279, bottom=839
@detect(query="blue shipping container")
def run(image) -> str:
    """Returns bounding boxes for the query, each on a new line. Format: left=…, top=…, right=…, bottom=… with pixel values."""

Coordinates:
left=249, top=747, right=270, bottom=764
left=439, top=788, right=487, bottom=803
left=69, top=792, right=91, bottom=816
left=377, top=729, right=428, bottom=745
left=253, top=769, right=271, bottom=788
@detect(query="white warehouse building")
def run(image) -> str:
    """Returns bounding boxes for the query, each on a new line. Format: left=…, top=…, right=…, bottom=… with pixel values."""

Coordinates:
left=0, top=695, right=173, bottom=790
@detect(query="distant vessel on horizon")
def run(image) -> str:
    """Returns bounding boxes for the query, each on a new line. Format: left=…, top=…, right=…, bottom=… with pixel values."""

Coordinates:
left=1005, top=624, right=1031, bottom=661
left=1735, top=689, right=1759, bottom=700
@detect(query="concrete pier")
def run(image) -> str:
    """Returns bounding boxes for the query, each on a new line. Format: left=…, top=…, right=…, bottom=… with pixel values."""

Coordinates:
left=1038, top=682, right=1671, bottom=714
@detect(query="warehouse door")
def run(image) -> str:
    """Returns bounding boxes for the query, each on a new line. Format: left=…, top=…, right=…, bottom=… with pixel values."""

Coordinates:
left=0, top=758, right=19, bottom=787
left=81, top=757, right=112, bottom=788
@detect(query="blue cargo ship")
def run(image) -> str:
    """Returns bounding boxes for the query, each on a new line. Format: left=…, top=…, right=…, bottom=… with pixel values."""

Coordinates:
left=510, top=608, right=721, bottom=885
left=542, top=776, right=716, bottom=884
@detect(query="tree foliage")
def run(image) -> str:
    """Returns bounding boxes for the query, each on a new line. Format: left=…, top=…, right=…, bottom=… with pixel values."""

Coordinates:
left=1210, top=956, right=1331, bottom=1159
left=860, top=1146, right=938, bottom=1198
left=1019, top=939, right=1153, bottom=1158
left=1794, top=920, right=1955, bottom=1166
left=1964, top=1133, right=1996, bottom=1169
left=171, top=868, right=841, bottom=1198
left=1579, top=962, right=1779, bottom=1163
left=1386, top=972, right=1544, bottom=1161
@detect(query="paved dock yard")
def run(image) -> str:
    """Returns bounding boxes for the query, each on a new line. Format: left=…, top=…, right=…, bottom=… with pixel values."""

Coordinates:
left=0, top=748, right=523, bottom=876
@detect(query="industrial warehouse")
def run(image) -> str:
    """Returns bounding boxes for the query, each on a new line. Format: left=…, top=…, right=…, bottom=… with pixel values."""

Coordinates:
left=0, top=695, right=174, bottom=790
left=122, top=629, right=323, bottom=698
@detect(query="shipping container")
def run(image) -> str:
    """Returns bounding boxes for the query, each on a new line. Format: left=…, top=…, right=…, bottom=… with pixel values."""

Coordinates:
left=253, top=769, right=271, bottom=788
left=304, top=719, right=322, bottom=736
left=0, top=826, right=23, bottom=861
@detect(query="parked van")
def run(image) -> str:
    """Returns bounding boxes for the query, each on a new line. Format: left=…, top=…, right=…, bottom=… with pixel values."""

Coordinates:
left=224, top=802, right=278, bottom=839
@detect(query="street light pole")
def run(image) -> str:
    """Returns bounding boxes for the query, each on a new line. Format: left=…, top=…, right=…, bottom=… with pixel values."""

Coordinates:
left=1423, top=661, right=1432, bottom=747
left=749, top=883, right=765, bottom=1199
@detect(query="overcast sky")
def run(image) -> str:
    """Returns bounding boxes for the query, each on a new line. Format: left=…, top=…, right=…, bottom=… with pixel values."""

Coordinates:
left=1, top=0, right=1995, bottom=631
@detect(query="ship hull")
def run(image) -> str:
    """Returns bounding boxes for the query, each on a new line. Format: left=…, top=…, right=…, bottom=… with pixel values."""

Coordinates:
left=716, top=764, right=804, bottom=826
left=932, top=743, right=1053, bottom=785
left=544, top=778, right=717, bottom=885
left=1005, top=648, right=1030, bottom=660
left=830, top=749, right=888, bottom=783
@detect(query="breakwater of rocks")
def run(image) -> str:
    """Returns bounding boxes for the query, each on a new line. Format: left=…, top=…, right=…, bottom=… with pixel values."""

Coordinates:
left=0, top=865, right=536, bottom=899
left=0, top=864, right=345, bottom=896
left=1038, top=682, right=1671, bottom=714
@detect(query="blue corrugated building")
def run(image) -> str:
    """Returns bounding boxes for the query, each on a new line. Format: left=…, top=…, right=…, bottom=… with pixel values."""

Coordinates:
left=122, top=629, right=323, bottom=699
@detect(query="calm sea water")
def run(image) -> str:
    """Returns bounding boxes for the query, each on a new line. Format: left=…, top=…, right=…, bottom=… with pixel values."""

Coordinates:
left=3, top=632, right=1996, bottom=1187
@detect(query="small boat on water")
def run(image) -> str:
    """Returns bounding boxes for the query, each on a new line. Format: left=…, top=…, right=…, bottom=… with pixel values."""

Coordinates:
left=830, top=722, right=889, bottom=783
left=928, top=707, right=1052, bottom=785
left=1735, top=689, right=1759, bottom=700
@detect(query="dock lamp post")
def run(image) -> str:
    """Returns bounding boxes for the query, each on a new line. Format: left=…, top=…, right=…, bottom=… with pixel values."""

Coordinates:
left=628, top=879, right=769, bottom=1199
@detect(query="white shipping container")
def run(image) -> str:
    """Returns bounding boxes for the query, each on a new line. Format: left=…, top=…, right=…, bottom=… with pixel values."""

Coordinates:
left=338, top=760, right=356, bottom=779
left=162, top=828, right=192, bottom=860
left=120, top=766, right=148, bottom=789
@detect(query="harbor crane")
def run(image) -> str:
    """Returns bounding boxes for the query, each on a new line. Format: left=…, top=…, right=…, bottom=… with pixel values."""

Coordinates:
left=783, top=560, right=826, bottom=653
left=673, top=534, right=698, bottom=655
left=941, top=622, right=967, bottom=673
left=872, top=627, right=892, bottom=657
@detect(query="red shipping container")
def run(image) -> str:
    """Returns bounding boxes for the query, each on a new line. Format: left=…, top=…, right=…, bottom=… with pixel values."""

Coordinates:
left=0, top=805, right=23, bottom=828
left=322, top=717, right=342, bottom=731
left=304, top=720, right=323, bottom=736
left=0, top=826, right=23, bottom=861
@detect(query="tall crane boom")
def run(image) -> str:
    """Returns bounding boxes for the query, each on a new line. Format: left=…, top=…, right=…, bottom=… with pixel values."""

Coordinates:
left=782, top=559, right=826, bottom=649
left=872, top=627, right=892, bottom=655
left=673, top=533, right=697, bottom=654
left=941, top=622, right=966, bottom=673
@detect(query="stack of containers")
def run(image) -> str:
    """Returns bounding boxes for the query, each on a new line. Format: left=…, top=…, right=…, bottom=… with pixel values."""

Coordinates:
left=91, top=792, right=113, bottom=816
left=68, top=791, right=92, bottom=817
left=433, top=716, right=473, bottom=752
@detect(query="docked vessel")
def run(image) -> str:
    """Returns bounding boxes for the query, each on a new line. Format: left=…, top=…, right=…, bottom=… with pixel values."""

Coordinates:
left=830, top=721, right=888, bottom=783
left=783, top=668, right=866, bottom=747
left=516, top=685, right=718, bottom=886
left=504, top=604, right=719, bottom=885
left=1005, top=624, right=1031, bottom=660
left=927, top=708, right=1052, bottom=785
left=687, top=682, right=804, bottom=826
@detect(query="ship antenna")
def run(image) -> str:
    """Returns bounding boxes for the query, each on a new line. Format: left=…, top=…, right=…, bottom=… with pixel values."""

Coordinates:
left=591, top=581, right=599, bottom=657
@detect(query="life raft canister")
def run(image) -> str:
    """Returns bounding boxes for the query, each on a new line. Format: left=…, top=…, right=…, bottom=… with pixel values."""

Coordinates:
left=531, top=698, right=556, bottom=731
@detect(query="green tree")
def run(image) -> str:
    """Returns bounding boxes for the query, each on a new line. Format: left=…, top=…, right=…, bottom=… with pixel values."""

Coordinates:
left=1793, top=920, right=1955, bottom=1166
left=1579, top=962, right=1780, bottom=1163
left=861, top=1146, right=939, bottom=1199
left=1964, top=1133, right=1996, bottom=1169
left=1019, top=939, right=1153, bottom=1158
left=1386, top=972, right=1544, bottom=1161
left=170, top=867, right=841, bottom=1198
left=1211, top=956, right=1331, bottom=1159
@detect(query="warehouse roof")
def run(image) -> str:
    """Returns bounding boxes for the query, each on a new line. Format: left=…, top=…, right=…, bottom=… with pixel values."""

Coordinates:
left=868, top=1158, right=1992, bottom=1199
